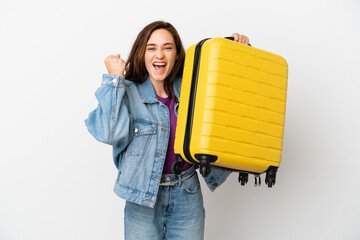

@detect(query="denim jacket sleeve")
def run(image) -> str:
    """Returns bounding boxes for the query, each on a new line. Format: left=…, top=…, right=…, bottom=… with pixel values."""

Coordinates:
left=203, top=167, right=232, bottom=191
left=85, top=74, right=133, bottom=151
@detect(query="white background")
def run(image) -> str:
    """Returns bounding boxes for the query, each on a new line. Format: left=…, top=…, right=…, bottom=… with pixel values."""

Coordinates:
left=1, top=0, right=359, bottom=239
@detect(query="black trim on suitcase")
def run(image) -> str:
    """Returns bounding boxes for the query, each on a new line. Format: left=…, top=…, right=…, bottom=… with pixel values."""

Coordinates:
left=182, top=38, right=210, bottom=164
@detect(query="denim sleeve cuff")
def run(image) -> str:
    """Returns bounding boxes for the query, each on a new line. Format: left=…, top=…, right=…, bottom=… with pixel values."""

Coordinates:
left=204, top=168, right=232, bottom=192
left=102, top=74, right=125, bottom=87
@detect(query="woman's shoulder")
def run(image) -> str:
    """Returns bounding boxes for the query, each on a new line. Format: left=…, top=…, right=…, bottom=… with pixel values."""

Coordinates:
left=124, top=79, right=135, bottom=87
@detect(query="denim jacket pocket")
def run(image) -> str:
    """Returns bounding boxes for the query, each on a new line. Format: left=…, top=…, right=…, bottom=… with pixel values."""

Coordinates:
left=126, top=119, right=157, bottom=156
left=133, top=119, right=157, bottom=136
left=181, top=172, right=201, bottom=194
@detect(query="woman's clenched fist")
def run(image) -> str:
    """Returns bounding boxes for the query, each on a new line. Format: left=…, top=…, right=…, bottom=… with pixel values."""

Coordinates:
left=104, top=54, right=126, bottom=76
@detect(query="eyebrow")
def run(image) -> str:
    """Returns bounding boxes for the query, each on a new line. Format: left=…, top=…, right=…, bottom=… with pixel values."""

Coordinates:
left=146, top=43, right=174, bottom=46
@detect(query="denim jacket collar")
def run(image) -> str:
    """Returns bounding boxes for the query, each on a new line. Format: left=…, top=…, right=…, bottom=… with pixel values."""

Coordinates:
left=138, top=76, right=182, bottom=103
left=138, top=77, right=158, bottom=103
left=173, top=77, right=181, bottom=101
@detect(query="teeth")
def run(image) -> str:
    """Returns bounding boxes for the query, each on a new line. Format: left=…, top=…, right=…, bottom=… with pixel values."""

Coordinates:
left=153, top=63, right=166, bottom=66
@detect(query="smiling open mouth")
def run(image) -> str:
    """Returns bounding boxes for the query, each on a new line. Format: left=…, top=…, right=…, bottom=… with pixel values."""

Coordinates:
left=153, top=62, right=167, bottom=69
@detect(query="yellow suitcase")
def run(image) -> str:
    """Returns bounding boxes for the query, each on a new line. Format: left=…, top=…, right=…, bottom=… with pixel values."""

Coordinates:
left=173, top=37, right=288, bottom=187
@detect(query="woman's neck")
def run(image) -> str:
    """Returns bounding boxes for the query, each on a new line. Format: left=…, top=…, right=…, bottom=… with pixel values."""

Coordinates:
left=151, top=80, right=168, bottom=98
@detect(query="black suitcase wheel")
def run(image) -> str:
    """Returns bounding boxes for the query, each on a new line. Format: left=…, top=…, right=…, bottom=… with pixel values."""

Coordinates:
left=172, top=161, right=184, bottom=175
left=194, top=154, right=217, bottom=178
left=200, top=165, right=211, bottom=178
left=265, top=167, right=278, bottom=188
left=172, top=155, right=186, bottom=175
left=266, top=178, right=275, bottom=188
left=238, top=172, right=249, bottom=186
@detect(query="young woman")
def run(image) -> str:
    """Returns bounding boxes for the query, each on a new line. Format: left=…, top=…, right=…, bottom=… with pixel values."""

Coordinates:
left=85, top=21, right=249, bottom=240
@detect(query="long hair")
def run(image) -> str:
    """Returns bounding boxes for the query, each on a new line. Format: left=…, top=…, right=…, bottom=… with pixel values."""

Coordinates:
left=125, top=21, right=185, bottom=100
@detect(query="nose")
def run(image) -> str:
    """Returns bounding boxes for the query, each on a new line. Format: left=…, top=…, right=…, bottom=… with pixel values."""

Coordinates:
left=155, top=49, right=165, bottom=59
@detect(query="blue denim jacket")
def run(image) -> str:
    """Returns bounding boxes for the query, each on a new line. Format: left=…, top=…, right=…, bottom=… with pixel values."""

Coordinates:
left=85, top=74, right=231, bottom=208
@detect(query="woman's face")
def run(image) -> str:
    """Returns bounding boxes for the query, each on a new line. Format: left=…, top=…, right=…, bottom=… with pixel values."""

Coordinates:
left=145, top=29, right=178, bottom=84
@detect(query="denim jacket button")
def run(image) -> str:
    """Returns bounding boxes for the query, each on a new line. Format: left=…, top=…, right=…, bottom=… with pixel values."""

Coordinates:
left=134, top=126, right=138, bottom=133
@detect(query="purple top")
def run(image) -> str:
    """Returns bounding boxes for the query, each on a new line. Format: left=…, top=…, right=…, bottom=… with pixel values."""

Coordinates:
left=157, top=91, right=192, bottom=174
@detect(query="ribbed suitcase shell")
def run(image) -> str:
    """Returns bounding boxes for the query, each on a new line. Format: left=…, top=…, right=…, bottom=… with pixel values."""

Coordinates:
left=174, top=38, right=288, bottom=175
